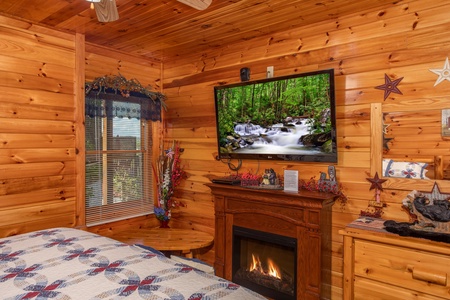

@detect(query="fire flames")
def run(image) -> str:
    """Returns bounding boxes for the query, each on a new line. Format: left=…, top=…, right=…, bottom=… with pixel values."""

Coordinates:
left=248, top=253, right=281, bottom=279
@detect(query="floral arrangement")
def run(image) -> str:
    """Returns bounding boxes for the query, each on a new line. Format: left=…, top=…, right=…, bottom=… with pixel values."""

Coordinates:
left=153, top=140, right=185, bottom=221
left=239, top=172, right=262, bottom=186
left=300, top=176, right=348, bottom=205
left=219, top=172, right=262, bottom=186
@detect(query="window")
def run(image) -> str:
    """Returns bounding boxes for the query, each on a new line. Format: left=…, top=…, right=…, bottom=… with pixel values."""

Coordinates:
left=85, top=98, right=154, bottom=226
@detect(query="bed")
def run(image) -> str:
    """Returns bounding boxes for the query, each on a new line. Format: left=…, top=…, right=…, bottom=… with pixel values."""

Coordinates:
left=0, top=227, right=266, bottom=299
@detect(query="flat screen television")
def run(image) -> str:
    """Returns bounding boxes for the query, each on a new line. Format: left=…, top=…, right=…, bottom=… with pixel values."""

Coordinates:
left=214, top=68, right=337, bottom=163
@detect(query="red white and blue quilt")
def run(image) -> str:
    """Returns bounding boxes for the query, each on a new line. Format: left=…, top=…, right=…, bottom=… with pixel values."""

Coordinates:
left=0, top=227, right=266, bottom=299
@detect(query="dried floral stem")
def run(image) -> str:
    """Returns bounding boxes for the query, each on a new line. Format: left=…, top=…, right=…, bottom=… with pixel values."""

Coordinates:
left=153, top=140, right=185, bottom=221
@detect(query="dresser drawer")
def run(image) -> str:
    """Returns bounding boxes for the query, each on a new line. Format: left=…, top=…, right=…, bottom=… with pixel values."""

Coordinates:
left=354, top=239, right=450, bottom=299
left=354, top=276, right=446, bottom=300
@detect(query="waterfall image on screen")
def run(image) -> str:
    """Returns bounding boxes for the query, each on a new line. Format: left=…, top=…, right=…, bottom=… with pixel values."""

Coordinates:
left=214, top=69, right=337, bottom=163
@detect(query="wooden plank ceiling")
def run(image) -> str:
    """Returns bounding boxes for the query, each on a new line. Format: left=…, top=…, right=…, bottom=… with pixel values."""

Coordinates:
left=0, top=0, right=397, bottom=61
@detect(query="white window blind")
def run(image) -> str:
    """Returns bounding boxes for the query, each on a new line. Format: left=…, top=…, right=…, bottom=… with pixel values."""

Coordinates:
left=85, top=100, right=153, bottom=226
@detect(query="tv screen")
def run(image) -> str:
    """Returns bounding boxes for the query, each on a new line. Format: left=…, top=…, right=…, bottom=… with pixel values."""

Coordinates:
left=214, top=68, right=337, bottom=163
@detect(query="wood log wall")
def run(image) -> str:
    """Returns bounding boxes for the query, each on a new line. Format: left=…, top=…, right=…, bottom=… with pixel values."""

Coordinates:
left=1, top=1, right=450, bottom=299
left=0, top=16, right=162, bottom=236
left=0, top=16, right=78, bottom=237
left=162, top=1, right=450, bottom=298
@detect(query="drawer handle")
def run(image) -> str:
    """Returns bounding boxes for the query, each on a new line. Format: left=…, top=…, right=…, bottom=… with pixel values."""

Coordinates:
left=408, top=266, right=447, bottom=286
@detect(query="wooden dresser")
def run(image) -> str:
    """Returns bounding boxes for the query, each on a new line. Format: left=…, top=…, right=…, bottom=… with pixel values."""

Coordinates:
left=340, top=219, right=450, bottom=300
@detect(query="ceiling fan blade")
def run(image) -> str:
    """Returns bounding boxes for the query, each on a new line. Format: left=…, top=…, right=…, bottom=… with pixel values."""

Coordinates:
left=177, top=0, right=212, bottom=10
left=94, top=0, right=119, bottom=22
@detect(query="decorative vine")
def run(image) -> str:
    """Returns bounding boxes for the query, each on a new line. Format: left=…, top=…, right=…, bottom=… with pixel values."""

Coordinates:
left=85, top=73, right=167, bottom=110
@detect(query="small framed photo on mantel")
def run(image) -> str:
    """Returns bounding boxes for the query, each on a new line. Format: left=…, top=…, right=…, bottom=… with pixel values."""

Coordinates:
left=284, top=170, right=299, bottom=192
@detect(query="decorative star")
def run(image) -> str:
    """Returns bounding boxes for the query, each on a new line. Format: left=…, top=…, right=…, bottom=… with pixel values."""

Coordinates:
left=420, top=182, right=450, bottom=201
left=429, top=57, right=450, bottom=86
left=375, top=73, right=404, bottom=101
left=366, top=172, right=387, bottom=191
left=382, top=121, right=390, bottom=134
left=383, top=137, right=393, bottom=150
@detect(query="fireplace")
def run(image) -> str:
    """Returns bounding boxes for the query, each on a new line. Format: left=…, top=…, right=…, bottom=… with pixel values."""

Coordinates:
left=207, top=183, right=336, bottom=299
left=232, top=226, right=296, bottom=300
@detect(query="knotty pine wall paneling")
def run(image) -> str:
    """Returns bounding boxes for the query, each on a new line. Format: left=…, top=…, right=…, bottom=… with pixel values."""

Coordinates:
left=0, top=15, right=164, bottom=237
left=162, top=1, right=450, bottom=299
left=0, top=16, right=78, bottom=236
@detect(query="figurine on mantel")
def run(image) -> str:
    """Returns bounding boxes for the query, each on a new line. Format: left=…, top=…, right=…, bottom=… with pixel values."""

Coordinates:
left=318, top=166, right=338, bottom=193
left=261, top=169, right=271, bottom=185
left=298, top=167, right=348, bottom=206
left=259, top=168, right=282, bottom=189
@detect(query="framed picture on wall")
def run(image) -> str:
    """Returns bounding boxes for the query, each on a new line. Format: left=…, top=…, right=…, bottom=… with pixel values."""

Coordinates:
left=442, top=109, right=450, bottom=137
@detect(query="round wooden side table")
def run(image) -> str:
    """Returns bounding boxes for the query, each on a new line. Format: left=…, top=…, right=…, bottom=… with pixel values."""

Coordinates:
left=109, top=228, right=214, bottom=258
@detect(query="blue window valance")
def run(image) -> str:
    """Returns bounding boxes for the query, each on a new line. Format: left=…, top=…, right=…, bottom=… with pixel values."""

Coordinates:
left=85, top=74, right=166, bottom=121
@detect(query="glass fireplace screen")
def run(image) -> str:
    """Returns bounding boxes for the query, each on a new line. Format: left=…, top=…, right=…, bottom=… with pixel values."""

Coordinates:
left=232, top=226, right=297, bottom=300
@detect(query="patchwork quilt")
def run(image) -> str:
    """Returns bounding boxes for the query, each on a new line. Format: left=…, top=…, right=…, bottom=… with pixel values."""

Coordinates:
left=0, top=227, right=266, bottom=300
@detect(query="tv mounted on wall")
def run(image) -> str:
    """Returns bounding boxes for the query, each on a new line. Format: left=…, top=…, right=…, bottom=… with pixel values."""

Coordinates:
left=214, top=68, right=337, bottom=163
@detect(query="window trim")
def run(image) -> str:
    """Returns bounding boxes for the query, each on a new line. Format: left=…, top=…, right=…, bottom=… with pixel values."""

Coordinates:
left=84, top=96, right=156, bottom=227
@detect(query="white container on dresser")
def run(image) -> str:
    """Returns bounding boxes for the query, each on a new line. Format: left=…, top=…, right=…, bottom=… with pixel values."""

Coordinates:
left=340, top=218, right=450, bottom=300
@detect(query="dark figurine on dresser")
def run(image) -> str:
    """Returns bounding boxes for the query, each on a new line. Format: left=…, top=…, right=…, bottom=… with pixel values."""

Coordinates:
left=384, top=186, right=450, bottom=243
left=414, top=196, right=450, bottom=223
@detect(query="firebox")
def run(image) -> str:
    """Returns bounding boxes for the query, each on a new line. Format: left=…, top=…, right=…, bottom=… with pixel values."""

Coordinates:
left=232, top=226, right=297, bottom=300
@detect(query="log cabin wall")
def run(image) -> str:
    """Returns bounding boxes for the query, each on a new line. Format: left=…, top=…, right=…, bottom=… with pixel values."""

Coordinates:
left=0, top=15, right=163, bottom=236
left=85, top=43, right=162, bottom=90
left=161, top=1, right=450, bottom=298
left=0, top=16, right=79, bottom=237
left=1, top=1, right=450, bottom=299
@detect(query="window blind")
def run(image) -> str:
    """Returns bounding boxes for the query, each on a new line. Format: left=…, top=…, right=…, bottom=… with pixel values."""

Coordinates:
left=85, top=99, right=153, bottom=226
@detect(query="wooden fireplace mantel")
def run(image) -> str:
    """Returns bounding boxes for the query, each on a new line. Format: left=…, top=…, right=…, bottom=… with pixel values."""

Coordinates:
left=207, top=183, right=337, bottom=300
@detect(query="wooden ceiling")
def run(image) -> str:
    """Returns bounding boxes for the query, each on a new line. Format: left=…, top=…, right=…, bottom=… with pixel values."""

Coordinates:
left=0, top=0, right=397, bottom=62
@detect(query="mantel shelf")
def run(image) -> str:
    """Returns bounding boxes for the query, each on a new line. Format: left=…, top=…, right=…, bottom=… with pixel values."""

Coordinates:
left=205, top=183, right=337, bottom=206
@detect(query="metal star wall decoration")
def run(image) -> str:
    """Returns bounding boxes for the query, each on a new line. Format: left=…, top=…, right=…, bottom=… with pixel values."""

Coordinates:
left=383, top=137, right=393, bottom=150
left=382, top=117, right=392, bottom=150
left=364, top=172, right=388, bottom=214
left=375, top=73, right=404, bottom=101
left=366, top=172, right=387, bottom=191
left=429, top=57, right=450, bottom=86
left=383, top=121, right=390, bottom=134
left=420, top=182, right=450, bottom=201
